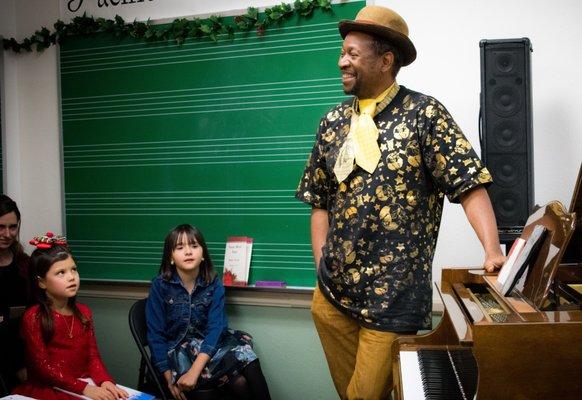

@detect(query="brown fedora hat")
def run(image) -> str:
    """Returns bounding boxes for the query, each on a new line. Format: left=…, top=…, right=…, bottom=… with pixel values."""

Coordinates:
left=339, top=5, right=416, bottom=66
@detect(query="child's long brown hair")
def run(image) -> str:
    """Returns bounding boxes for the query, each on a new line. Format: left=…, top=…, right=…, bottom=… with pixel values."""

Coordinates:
left=29, top=245, right=89, bottom=343
left=159, top=224, right=215, bottom=283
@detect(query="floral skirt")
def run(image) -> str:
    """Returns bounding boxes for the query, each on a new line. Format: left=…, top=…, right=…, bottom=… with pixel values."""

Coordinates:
left=168, top=329, right=257, bottom=388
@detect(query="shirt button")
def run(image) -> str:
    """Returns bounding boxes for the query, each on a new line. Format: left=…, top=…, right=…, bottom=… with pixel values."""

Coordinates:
left=190, top=304, right=195, bottom=308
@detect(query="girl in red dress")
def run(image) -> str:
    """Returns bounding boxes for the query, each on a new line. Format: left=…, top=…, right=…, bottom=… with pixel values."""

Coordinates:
left=13, top=233, right=128, bottom=400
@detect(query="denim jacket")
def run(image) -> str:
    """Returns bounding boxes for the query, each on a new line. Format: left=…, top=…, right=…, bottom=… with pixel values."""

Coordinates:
left=146, top=272, right=228, bottom=373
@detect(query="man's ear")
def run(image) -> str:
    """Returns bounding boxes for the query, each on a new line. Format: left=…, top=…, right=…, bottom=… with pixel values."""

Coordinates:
left=380, top=51, right=395, bottom=74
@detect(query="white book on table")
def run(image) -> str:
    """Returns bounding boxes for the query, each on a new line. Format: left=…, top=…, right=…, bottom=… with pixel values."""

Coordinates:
left=54, top=378, right=154, bottom=400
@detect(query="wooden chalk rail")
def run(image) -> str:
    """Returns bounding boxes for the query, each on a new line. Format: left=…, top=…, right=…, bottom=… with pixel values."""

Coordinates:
left=78, top=281, right=314, bottom=309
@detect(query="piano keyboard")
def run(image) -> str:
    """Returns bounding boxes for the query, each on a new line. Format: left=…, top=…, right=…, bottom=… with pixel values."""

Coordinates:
left=399, top=349, right=478, bottom=400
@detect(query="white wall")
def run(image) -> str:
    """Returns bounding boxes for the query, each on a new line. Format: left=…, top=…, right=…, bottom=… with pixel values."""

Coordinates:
left=0, top=0, right=63, bottom=250
left=2, top=0, right=581, bottom=284
left=375, top=0, right=582, bottom=284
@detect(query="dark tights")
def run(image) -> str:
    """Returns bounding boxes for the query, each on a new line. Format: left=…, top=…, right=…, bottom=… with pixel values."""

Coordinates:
left=226, top=360, right=271, bottom=400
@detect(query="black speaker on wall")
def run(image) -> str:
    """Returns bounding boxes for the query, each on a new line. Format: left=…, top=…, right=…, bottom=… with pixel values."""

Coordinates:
left=480, top=38, right=534, bottom=242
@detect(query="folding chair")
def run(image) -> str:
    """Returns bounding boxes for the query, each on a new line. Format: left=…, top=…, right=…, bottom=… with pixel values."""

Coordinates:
left=128, top=298, right=224, bottom=400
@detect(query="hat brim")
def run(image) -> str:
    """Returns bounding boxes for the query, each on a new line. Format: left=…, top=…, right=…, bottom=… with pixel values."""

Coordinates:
left=339, top=20, right=417, bottom=66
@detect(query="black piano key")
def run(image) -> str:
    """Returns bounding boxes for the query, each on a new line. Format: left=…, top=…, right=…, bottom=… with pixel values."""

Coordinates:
left=417, top=348, right=478, bottom=400
left=449, top=349, right=478, bottom=400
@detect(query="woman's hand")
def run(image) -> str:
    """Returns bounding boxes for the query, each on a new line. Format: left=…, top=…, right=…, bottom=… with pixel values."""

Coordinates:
left=101, top=381, right=129, bottom=399
left=82, top=384, right=116, bottom=400
left=164, top=370, right=187, bottom=400
left=177, top=368, right=199, bottom=392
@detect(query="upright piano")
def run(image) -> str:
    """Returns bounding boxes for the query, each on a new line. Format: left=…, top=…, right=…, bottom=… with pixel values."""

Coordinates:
left=392, top=168, right=582, bottom=400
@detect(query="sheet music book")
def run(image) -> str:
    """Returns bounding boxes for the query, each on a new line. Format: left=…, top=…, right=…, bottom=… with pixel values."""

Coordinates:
left=222, top=236, right=253, bottom=286
left=501, top=225, right=547, bottom=296
left=55, top=378, right=154, bottom=400
left=497, top=238, right=526, bottom=285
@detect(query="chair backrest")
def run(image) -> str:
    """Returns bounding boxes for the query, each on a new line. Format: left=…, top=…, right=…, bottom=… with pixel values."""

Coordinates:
left=128, top=298, right=223, bottom=400
left=128, top=298, right=169, bottom=400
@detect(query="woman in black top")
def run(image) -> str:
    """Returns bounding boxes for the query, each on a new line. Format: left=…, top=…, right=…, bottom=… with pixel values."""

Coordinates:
left=0, top=194, right=30, bottom=394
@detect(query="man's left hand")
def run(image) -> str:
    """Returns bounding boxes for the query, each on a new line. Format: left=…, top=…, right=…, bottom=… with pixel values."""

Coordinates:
left=483, top=252, right=506, bottom=273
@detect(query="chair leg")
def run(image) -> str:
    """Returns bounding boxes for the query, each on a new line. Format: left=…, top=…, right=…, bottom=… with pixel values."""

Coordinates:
left=137, top=357, right=147, bottom=392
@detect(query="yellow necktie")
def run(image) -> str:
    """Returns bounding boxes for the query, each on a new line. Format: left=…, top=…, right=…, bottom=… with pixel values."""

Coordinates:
left=334, top=83, right=399, bottom=182
left=353, top=99, right=381, bottom=174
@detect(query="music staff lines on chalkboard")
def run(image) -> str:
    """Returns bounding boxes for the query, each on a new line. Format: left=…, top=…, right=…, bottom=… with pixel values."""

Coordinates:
left=68, top=240, right=314, bottom=272
left=60, top=21, right=340, bottom=75
left=61, top=83, right=345, bottom=121
left=61, top=76, right=340, bottom=102
left=60, top=21, right=339, bottom=58
left=62, top=81, right=339, bottom=106
left=63, top=136, right=314, bottom=168
left=65, top=193, right=309, bottom=216
left=60, top=1, right=361, bottom=285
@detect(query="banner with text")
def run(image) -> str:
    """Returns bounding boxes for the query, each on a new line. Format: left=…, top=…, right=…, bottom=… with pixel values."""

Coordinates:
left=59, top=0, right=280, bottom=22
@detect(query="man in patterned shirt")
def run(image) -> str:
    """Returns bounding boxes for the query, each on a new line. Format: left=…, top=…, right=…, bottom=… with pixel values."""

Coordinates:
left=295, top=5, right=506, bottom=400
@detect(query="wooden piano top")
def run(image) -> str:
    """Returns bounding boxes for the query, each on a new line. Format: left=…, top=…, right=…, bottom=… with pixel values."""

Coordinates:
left=393, top=187, right=582, bottom=399
left=393, top=267, right=582, bottom=399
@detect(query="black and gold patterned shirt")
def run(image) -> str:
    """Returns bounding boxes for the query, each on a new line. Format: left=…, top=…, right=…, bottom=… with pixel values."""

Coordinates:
left=296, top=86, right=492, bottom=332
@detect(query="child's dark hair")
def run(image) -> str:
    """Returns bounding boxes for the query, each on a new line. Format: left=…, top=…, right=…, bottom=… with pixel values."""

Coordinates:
left=159, top=224, right=215, bottom=283
left=30, top=245, right=89, bottom=342
left=0, top=194, right=24, bottom=256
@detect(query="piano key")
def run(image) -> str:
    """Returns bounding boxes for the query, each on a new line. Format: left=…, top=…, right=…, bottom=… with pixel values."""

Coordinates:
left=399, top=350, right=425, bottom=400
left=399, top=349, right=477, bottom=400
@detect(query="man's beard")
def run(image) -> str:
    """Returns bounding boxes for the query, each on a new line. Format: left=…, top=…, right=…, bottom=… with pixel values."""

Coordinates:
left=343, top=80, right=360, bottom=96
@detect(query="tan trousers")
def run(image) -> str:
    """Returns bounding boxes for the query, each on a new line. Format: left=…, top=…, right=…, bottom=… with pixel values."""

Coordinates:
left=311, top=287, right=399, bottom=400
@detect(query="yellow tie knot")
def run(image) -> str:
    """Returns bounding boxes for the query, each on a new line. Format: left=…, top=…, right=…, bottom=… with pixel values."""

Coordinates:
left=358, top=99, right=377, bottom=116
left=333, top=83, right=400, bottom=182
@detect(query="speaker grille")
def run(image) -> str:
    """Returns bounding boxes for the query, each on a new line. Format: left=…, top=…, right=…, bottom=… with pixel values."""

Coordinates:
left=480, top=39, right=533, bottom=232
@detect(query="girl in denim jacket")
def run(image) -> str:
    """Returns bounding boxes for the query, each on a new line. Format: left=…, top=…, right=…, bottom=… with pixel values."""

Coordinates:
left=146, top=224, right=271, bottom=400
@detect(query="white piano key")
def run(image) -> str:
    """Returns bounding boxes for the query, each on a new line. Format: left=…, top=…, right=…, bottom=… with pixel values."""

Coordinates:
left=399, top=350, right=425, bottom=400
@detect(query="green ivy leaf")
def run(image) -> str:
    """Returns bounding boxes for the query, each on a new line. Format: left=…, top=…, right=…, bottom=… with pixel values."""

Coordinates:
left=200, top=24, right=212, bottom=34
left=4, top=0, right=334, bottom=53
left=144, top=27, right=156, bottom=40
left=54, top=20, right=66, bottom=33
left=187, top=19, right=202, bottom=38
left=114, top=15, right=125, bottom=26
left=234, top=13, right=255, bottom=32
left=316, top=0, right=332, bottom=10
left=247, top=7, right=259, bottom=21
left=22, top=38, right=32, bottom=51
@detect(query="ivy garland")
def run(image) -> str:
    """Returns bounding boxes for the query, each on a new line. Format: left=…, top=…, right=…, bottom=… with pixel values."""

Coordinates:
left=2, top=0, right=332, bottom=53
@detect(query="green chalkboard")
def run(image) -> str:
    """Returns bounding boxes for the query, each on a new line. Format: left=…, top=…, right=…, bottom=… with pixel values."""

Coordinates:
left=60, top=2, right=363, bottom=286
